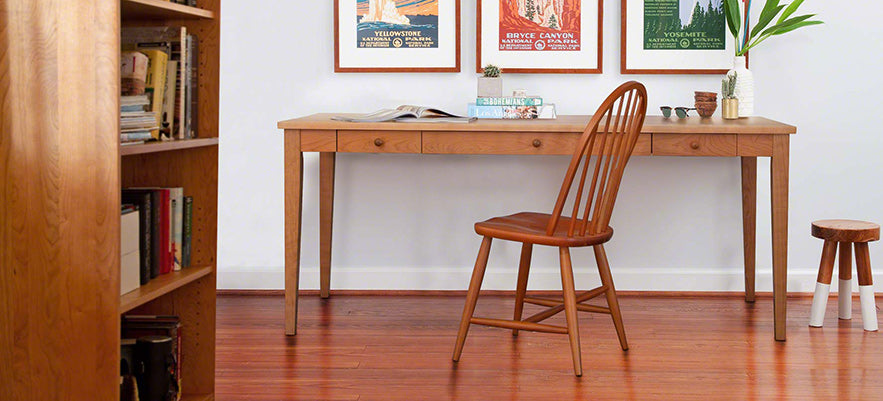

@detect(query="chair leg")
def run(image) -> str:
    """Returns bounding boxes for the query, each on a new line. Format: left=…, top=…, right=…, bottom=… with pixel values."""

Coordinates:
left=452, top=236, right=493, bottom=362
left=594, top=244, right=628, bottom=351
left=854, top=242, right=878, bottom=332
left=810, top=240, right=837, bottom=327
left=512, top=243, right=533, bottom=336
left=838, top=242, right=852, bottom=320
left=559, top=247, right=582, bottom=377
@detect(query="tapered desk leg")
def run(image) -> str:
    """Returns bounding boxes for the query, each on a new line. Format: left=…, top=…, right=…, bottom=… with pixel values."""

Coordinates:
left=771, top=136, right=790, bottom=341
left=285, top=131, right=304, bottom=335
left=741, top=157, right=757, bottom=303
left=319, top=153, right=336, bottom=299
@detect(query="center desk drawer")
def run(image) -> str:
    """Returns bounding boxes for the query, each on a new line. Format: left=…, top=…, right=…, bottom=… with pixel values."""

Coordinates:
left=423, top=132, right=652, bottom=155
left=653, top=134, right=737, bottom=156
left=338, top=130, right=421, bottom=153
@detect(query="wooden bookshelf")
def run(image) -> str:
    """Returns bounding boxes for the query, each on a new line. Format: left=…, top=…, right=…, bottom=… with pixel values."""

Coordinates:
left=121, top=137, right=219, bottom=156
left=1, top=0, right=219, bottom=398
left=122, top=0, right=214, bottom=19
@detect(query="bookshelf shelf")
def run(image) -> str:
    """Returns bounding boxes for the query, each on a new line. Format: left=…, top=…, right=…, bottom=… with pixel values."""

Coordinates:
left=121, top=0, right=214, bottom=20
left=121, top=137, right=219, bottom=156
left=120, top=266, right=214, bottom=313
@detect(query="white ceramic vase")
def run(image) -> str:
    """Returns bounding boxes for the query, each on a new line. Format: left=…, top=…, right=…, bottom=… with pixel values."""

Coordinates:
left=477, top=77, right=502, bottom=98
left=728, top=56, right=754, bottom=117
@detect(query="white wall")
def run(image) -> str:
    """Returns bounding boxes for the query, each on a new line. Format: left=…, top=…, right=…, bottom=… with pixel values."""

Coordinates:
left=218, top=1, right=883, bottom=293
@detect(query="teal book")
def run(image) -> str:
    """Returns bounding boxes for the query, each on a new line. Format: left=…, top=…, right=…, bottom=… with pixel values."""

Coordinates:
left=475, top=97, right=543, bottom=106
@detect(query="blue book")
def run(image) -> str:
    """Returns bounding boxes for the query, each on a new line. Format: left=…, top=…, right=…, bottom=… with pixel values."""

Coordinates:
left=467, top=103, right=557, bottom=119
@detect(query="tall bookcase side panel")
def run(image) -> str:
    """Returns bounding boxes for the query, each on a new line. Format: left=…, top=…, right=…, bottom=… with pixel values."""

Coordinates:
left=1, top=0, right=121, bottom=399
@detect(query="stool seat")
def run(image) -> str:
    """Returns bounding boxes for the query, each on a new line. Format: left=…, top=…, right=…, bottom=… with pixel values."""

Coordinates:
left=811, top=219, right=880, bottom=243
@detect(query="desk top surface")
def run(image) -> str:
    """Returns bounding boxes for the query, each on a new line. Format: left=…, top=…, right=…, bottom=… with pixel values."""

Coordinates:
left=278, top=114, right=797, bottom=135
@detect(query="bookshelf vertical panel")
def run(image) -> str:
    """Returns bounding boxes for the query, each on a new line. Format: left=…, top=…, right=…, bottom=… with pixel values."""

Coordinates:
left=1, top=0, right=121, bottom=399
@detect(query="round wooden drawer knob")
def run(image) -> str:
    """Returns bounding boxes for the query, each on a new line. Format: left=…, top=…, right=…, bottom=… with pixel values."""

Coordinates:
left=532, top=139, right=542, bottom=148
left=374, top=138, right=384, bottom=147
left=690, top=142, right=700, bottom=150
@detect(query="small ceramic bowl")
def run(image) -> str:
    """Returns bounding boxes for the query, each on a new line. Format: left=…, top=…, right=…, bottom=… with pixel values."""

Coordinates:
left=694, top=101, right=718, bottom=118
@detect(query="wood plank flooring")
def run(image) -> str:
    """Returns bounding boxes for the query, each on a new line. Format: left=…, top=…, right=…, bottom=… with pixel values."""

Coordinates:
left=216, top=294, right=883, bottom=400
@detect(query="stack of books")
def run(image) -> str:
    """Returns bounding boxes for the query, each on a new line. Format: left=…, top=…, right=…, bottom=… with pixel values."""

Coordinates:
left=120, top=95, right=157, bottom=145
left=468, top=96, right=557, bottom=119
left=120, top=26, right=199, bottom=142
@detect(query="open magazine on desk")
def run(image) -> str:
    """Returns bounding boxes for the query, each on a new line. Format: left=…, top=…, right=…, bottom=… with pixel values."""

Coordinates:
left=332, top=105, right=475, bottom=123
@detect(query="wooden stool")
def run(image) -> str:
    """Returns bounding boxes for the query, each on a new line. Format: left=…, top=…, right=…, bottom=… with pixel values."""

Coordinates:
left=809, top=219, right=880, bottom=331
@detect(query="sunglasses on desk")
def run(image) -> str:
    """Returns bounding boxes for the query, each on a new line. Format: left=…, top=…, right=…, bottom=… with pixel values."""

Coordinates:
left=660, top=106, right=696, bottom=119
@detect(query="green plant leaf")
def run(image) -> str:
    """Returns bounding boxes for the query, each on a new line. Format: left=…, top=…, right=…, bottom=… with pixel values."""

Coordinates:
left=723, top=0, right=742, bottom=40
left=750, top=4, right=785, bottom=40
left=778, top=0, right=805, bottom=24
left=772, top=19, right=823, bottom=35
left=761, top=14, right=815, bottom=37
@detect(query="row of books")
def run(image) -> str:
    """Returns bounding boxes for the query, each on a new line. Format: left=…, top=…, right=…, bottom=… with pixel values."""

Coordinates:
left=468, top=96, right=557, bottom=119
left=122, top=188, right=194, bottom=293
left=120, top=26, right=199, bottom=143
left=120, top=315, right=182, bottom=401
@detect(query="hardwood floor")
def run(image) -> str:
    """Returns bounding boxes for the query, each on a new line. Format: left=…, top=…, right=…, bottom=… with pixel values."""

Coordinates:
left=216, top=294, right=882, bottom=400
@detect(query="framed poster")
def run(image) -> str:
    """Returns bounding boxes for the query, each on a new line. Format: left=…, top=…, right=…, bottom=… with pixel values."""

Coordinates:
left=335, top=0, right=461, bottom=72
left=622, top=0, right=741, bottom=74
left=477, top=0, right=603, bottom=74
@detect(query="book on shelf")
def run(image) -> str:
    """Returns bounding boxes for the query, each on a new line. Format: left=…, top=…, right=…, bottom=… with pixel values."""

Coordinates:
left=475, top=96, right=543, bottom=106
left=120, top=208, right=140, bottom=295
left=122, top=190, right=155, bottom=283
left=182, top=196, right=193, bottom=268
left=467, top=103, right=558, bottom=120
left=125, top=187, right=187, bottom=275
left=140, top=49, right=168, bottom=140
left=332, top=105, right=475, bottom=123
left=161, top=60, right=178, bottom=139
left=169, top=188, right=184, bottom=271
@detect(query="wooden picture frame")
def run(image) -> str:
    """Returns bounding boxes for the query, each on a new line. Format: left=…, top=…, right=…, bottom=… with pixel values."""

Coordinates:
left=477, top=0, right=603, bottom=74
left=334, top=0, right=461, bottom=73
left=621, top=0, right=742, bottom=74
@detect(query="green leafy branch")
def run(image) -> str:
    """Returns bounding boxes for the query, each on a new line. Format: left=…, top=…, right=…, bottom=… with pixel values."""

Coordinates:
left=723, top=0, right=823, bottom=56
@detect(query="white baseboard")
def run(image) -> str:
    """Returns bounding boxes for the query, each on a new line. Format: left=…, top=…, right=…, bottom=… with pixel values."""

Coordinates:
left=217, top=265, right=861, bottom=293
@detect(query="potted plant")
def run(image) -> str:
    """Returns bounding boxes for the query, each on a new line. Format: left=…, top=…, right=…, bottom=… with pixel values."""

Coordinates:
left=721, top=73, right=739, bottom=120
left=722, top=0, right=823, bottom=116
left=477, top=64, right=502, bottom=98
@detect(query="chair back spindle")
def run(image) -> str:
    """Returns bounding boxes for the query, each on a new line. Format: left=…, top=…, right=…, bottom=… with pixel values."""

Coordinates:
left=546, top=81, right=648, bottom=237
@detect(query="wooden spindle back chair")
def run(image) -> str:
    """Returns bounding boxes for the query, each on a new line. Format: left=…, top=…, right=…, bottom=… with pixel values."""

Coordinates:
left=452, top=81, right=648, bottom=376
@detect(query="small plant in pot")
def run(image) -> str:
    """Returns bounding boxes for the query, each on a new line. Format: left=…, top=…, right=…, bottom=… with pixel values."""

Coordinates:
left=721, top=73, right=739, bottom=119
left=478, top=64, right=503, bottom=98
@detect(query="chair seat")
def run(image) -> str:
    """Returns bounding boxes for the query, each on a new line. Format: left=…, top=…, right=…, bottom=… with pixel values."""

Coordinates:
left=475, top=212, right=613, bottom=247
left=812, top=219, right=880, bottom=243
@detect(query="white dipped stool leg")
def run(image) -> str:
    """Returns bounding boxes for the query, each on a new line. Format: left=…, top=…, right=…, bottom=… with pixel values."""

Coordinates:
left=809, top=283, right=831, bottom=327
left=810, top=241, right=837, bottom=328
left=854, top=242, right=878, bottom=331
left=838, top=242, right=853, bottom=320
left=839, top=279, right=852, bottom=320
left=859, top=286, right=878, bottom=331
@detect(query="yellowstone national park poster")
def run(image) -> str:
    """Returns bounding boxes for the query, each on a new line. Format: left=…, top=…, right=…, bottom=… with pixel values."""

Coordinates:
left=498, top=0, right=581, bottom=52
left=335, top=0, right=460, bottom=72
left=357, top=0, right=439, bottom=49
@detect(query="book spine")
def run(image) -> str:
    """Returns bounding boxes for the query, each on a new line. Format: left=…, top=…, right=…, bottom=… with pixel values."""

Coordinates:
left=475, top=97, right=543, bottom=106
left=171, top=188, right=183, bottom=271
left=120, top=132, right=154, bottom=141
left=467, top=104, right=539, bottom=119
left=182, top=196, right=192, bottom=268
left=140, top=50, right=168, bottom=140
left=157, top=189, right=171, bottom=275
left=187, top=34, right=198, bottom=138
left=138, top=193, right=152, bottom=284
left=149, top=190, right=162, bottom=278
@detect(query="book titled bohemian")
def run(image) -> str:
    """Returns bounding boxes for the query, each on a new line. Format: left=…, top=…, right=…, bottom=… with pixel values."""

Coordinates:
left=333, top=105, right=475, bottom=123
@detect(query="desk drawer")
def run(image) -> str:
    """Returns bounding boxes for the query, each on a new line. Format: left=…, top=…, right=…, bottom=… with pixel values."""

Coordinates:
left=423, top=131, right=577, bottom=155
left=653, top=134, right=737, bottom=156
left=338, top=130, right=421, bottom=153
left=423, top=132, right=651, bottom=156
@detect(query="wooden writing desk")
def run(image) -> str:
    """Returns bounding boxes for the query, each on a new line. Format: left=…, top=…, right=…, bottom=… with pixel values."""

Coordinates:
left=278, top=114, right=797, bottom=340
